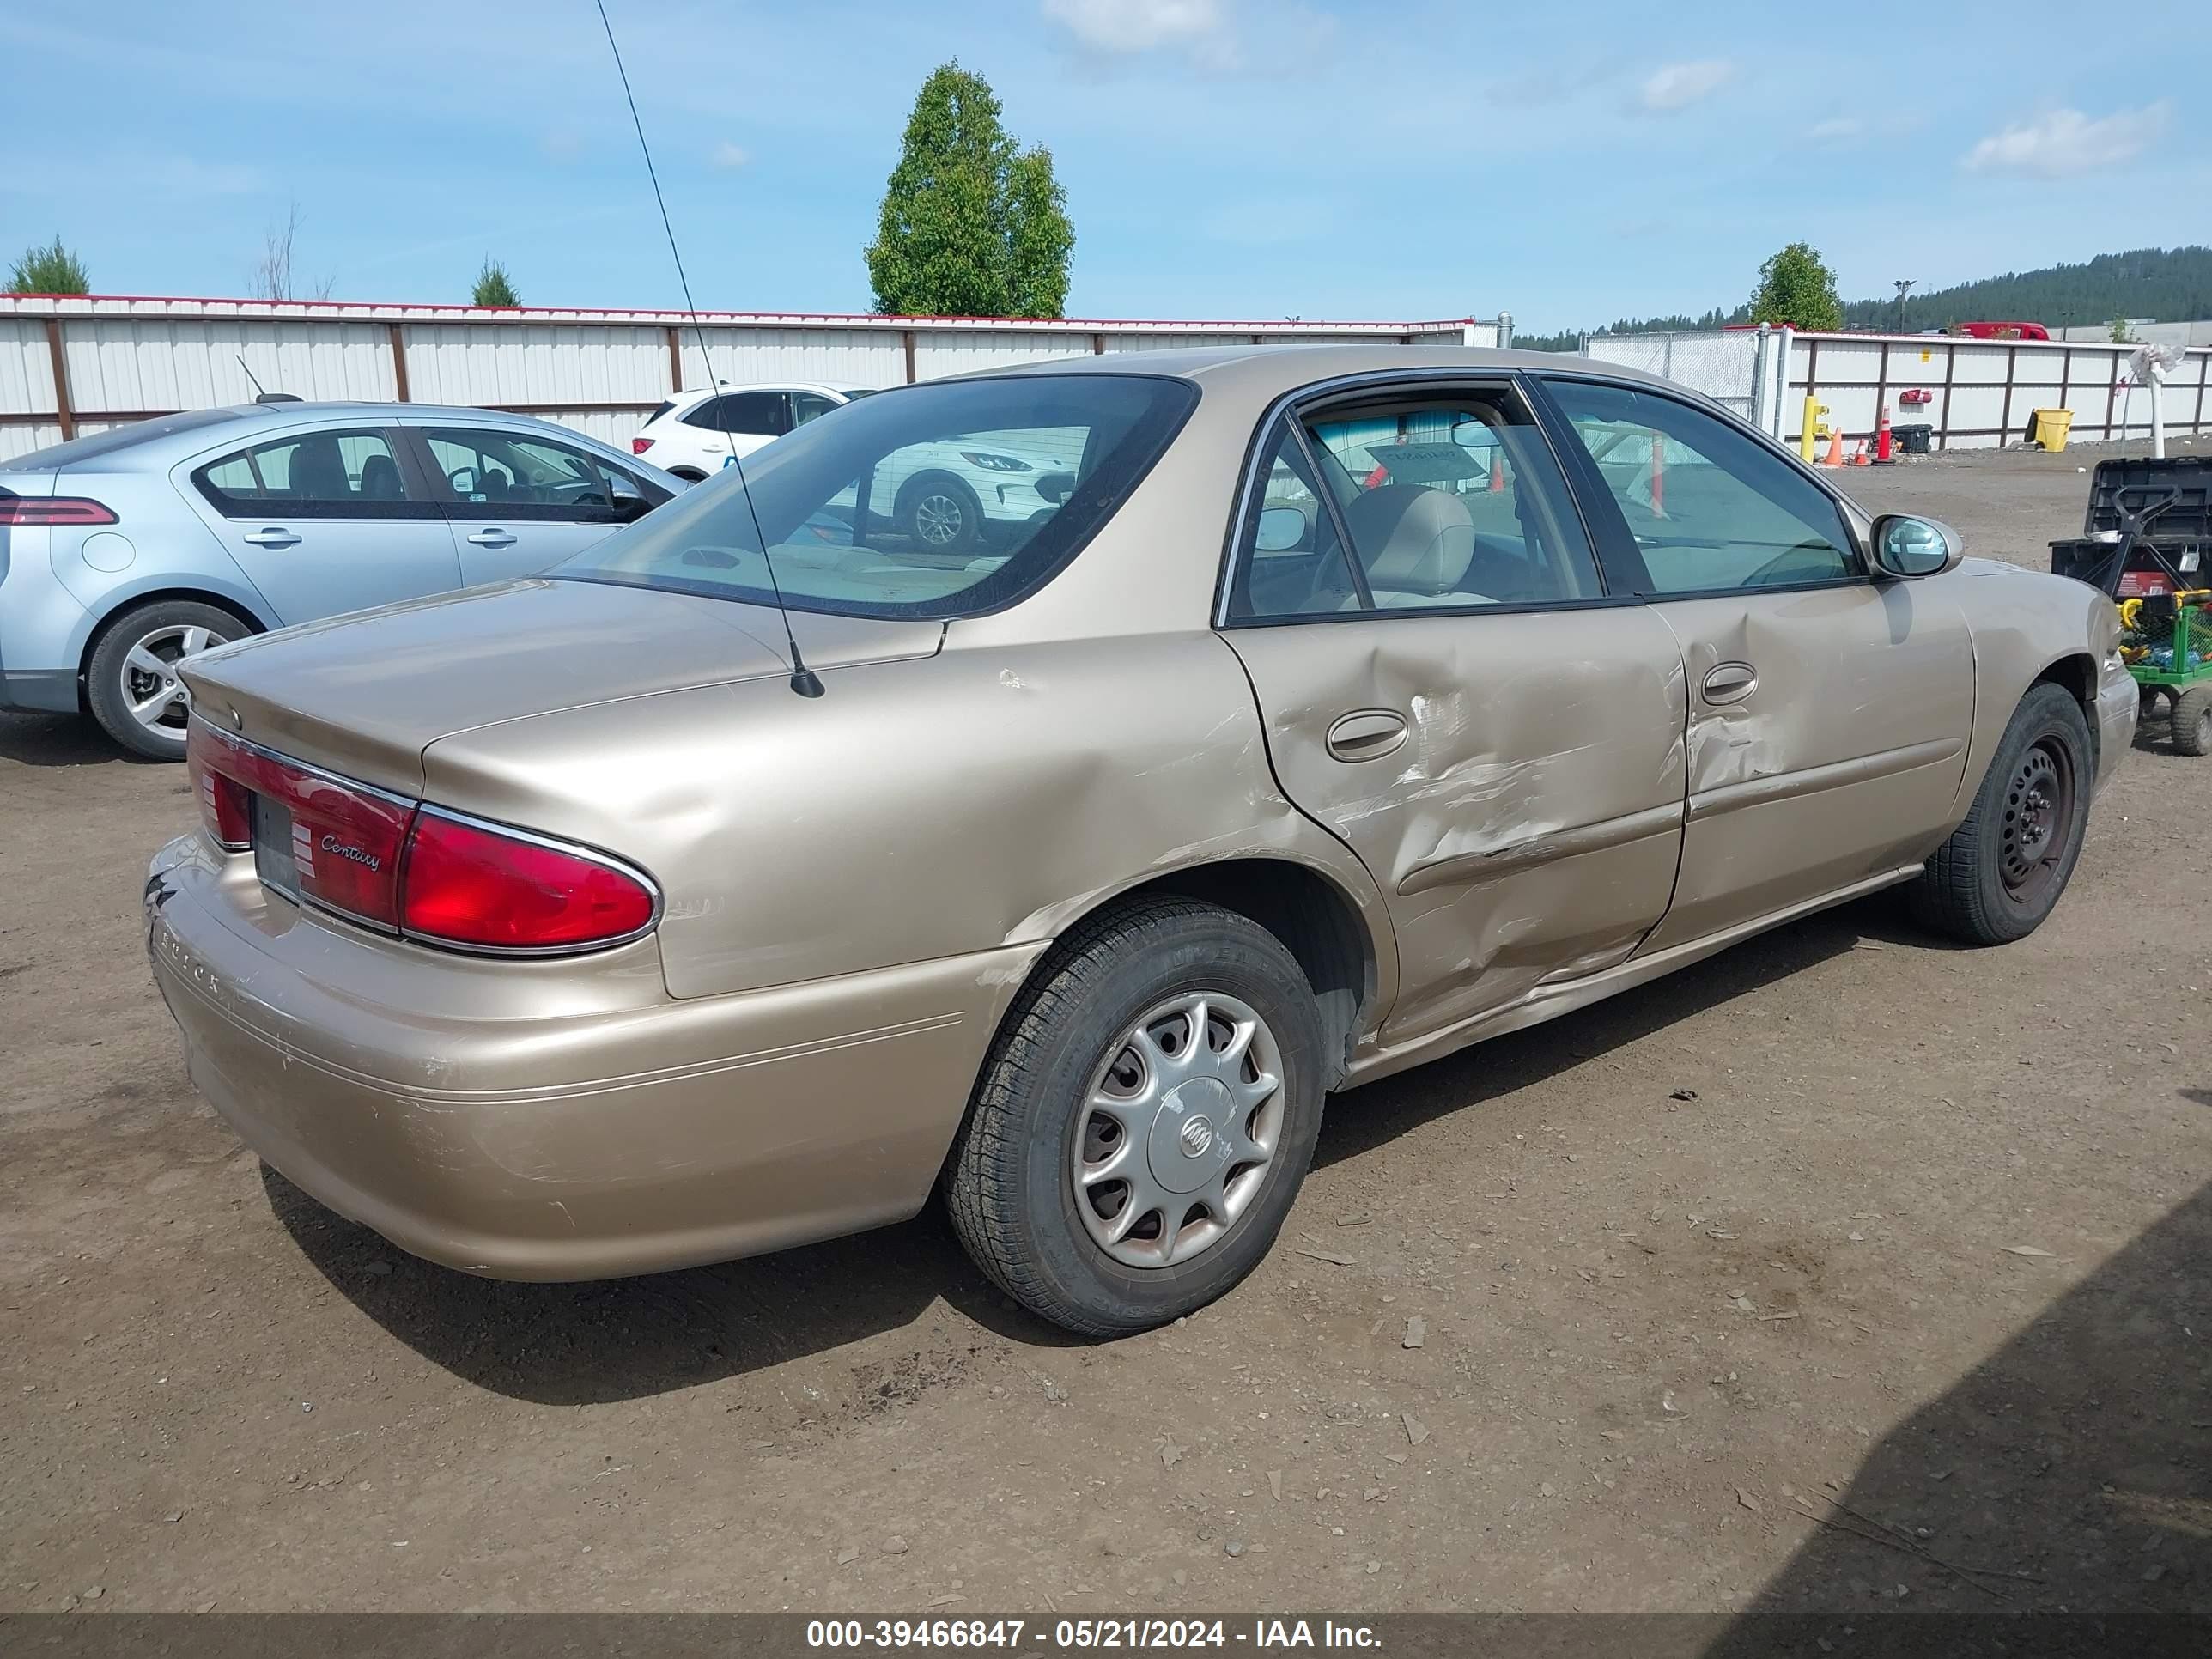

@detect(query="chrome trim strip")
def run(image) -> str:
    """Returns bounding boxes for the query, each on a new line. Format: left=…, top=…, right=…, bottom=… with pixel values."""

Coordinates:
left=1395, top=800, right=1684, bottom=896
left=1686, top=738, right=1965, bottom=823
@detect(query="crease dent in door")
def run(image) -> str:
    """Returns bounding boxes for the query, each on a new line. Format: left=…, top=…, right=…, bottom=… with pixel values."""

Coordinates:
left=1228, top=612, right=1690, bottom=1046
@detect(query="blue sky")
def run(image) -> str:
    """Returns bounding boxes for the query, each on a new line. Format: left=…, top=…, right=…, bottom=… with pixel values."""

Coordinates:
left=3, top=0, right=2202, bottom=333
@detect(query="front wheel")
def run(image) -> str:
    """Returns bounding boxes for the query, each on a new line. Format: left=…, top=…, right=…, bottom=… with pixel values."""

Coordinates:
left=1908, top=683, right=2093, bottom=945
left=898, top=474, right=985, bottom=556
left=945, top=900, right=1327, bottom=1337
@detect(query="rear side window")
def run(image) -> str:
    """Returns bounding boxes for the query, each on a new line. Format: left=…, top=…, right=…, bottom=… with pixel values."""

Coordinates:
left=1229, top=385, right=1603, bottom=621
left=192, top=428, right=422, bottom=518
left=645, top=400, right=674, bottom=426
left=556, top=373, right=1197, bottom=620
left=684, top=392, right=789, bottom=436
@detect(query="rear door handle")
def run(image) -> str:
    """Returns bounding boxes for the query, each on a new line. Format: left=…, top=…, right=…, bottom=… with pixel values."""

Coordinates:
left=466, top=528, right=517, bottom=549
left=1325, top=708, right=1410, bottom=763
left=241, top=527, right=300, bottom=548
left=1702, top=662, right=1759, bottom=705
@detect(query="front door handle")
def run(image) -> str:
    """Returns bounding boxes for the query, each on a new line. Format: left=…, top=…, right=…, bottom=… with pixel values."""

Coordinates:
left=1702, top=662, right=1759, bottom=705
left=1325, top=708, right=1410, bottom=763
left=241, top=527, right=300, bottom=548
left=466, top=528, right=517, bottom=549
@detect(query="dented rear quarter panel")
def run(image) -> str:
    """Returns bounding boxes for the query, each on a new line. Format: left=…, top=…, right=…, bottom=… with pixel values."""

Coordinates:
left=417, top=629, right=1396, bottom=1008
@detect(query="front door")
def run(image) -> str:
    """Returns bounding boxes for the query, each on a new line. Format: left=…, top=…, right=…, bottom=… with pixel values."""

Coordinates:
left=415, top=426, right=656, bottom=586
left=180, top=424, right=459, bottom=624
left=1220, top=380, right=1691, bottom=1045
left=1540, top=375, right=1976, bottom=950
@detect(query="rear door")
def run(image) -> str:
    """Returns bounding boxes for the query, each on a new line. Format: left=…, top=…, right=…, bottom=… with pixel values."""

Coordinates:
left=1537, top=374, right=1975, bottom=949
left=411, top=425, right=665, bottom=586
left=1219, top=376, right=1691, bottom=1045
left=180, top=424, right=459, bottom=623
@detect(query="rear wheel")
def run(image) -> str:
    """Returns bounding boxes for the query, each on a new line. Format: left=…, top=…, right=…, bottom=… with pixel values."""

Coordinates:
left=1909, top=684, right=2092, bottom=945
left=84, top=599, right=247, bottom=761
left=945, top=899, right=1327, bottom=1337
left=2173, top=685, right=2212, bottom=757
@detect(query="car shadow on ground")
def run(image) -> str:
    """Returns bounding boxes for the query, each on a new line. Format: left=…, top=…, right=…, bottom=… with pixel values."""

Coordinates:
left=0, top=711, right=131, bottom=767
left=1312, top=892, right=1911, bottom=1174
left=270, top=892, right=1931, bottom=1407
left=1699, top=1176, right=2212, bottom=1646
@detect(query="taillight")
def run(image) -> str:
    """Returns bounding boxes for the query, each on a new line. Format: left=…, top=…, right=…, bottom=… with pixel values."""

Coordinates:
left=186, top=723, right=250, bottom=849
left=185, top=724, right=656, bottom=954
left=0, top=496, right=117, bottom=526
left=399, top=811, right=658, bottom=952
left=185, top=721, right=412, bottom=928
left=630, top=437, right=654, bottom=454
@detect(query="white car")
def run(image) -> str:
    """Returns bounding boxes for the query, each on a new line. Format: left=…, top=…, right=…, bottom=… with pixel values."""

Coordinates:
left=630, top=381, right=872, bottom=481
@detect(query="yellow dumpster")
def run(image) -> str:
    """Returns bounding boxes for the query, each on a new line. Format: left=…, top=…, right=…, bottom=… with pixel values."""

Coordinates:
left=2033, top=408, right=2074, bottom=452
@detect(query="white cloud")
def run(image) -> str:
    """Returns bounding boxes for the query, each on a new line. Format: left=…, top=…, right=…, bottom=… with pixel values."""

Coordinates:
left=1808, top=116, right=1863, bottom=146
left=710, top=141, right=750, bottom=170
left=1962, top=103, right=2168, bottom=179
left=1638, top=59, right=1735, bottom=113
left=1042, top=0, right=1225, bottom=56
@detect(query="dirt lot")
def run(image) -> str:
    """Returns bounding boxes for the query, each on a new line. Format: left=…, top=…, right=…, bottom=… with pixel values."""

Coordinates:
left=3, top=441, right=2207, bottom=1618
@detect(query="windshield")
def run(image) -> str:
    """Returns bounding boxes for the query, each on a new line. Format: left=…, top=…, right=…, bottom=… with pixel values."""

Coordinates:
left=555, top=373, right=1196, bottom=619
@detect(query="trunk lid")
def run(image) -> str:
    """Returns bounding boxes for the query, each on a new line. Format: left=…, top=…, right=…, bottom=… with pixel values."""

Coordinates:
left=179, top=576, right=941, bottom=793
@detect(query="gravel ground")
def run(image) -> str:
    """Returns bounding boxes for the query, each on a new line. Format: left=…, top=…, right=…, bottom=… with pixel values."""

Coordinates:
left=2, top=439, right=2206, bottom=1617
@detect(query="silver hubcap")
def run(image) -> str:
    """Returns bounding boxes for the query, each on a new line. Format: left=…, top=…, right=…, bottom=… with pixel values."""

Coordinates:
left=914, top=493, right=964, bottom=546
left=122, top=623, right=228, bottom=742
left=1072, top=992, right=1284, bottom=1269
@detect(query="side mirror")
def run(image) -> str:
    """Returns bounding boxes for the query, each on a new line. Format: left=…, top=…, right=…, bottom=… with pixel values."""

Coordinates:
left=1869, top=514, right=1963, bottom=580
left=1255, top=506, right=1308, bottom=552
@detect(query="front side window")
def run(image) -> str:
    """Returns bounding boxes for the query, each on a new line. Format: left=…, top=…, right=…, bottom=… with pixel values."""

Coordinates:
left=194, top=428, right=418, bottom=517
left=1545, top=380, right=1857, bottom=594
left=790, top=392, right=840, bottom=427
left=422, top=428, right=656, bottom=522
left=1229, top=385, right=1603, bottom=620
left=556, top=373, right=1196, bottom=619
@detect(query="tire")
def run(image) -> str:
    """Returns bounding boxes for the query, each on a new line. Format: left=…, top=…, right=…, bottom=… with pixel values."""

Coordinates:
left=84, top=599, right=249, bottom=761
left=1908, top=683, right=2093, bottom=945
left=2174, top=686, right=2212, bottom=757
left=2139, top=684, right=2165, bottom=720
left=897, top=473, right=985, bottom=556
left=945, top=899, right=1328, bottom=1337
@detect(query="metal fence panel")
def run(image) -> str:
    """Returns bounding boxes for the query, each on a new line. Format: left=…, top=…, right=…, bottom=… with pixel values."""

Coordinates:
left=0, top=298, right=1513, bottom=461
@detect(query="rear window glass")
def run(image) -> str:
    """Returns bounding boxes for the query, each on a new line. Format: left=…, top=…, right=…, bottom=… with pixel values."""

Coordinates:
left=555, top=374, right=1197, bottom=619
left=4, top=408, right=239, bottom=471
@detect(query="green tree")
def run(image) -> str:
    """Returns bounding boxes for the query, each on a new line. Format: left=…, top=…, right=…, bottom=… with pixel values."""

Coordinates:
left=472, top=258, right=520, bottom=307
left=7, top=235, right=90, bottom=295
left=866, top=62, right=1073, bottom=319
left=2106, top=313, right=2136, bottom=343
left=1748, top=241, right=1843, bottom=331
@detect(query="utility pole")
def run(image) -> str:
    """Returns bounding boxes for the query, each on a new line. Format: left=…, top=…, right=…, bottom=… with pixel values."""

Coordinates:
left=1893, top=278, right=1915, bottom=334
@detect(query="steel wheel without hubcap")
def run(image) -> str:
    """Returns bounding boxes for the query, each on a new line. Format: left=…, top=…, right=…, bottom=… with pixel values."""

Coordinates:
left=119, top=623, right=228, bottom=745
left=1998, top=737, right=2075, bottom=906
left=1073, top=991, right=1284, bottom=1269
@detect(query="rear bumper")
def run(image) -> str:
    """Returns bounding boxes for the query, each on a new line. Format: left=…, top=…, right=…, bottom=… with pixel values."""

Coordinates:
left=145, top=834, right=1040, bottom=1279
left=0, top=668, right=78, bottom=713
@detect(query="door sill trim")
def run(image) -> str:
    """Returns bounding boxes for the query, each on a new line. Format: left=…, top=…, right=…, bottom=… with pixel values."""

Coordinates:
left=1340, top=865, right=1920, bottom=1090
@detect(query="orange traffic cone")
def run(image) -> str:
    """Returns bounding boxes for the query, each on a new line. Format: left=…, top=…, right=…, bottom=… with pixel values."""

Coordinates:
left=1488, top=456, right=1506, bottom=493
left=1821, top=428, right=1844, bottom=467
left=1851, top=439, right=1869, bottom=466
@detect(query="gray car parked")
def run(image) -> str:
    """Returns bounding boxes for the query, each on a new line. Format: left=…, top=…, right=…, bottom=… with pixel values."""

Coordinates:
left=0, top=401, right=678, bottom=757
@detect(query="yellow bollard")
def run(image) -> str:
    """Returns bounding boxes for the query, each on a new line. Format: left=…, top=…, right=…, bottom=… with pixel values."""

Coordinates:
left=1799, top=396, right=1829, bottom=463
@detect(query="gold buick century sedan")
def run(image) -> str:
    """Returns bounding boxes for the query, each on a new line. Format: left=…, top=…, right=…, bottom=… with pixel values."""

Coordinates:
left=147, top=346, right=2136, bottom=1334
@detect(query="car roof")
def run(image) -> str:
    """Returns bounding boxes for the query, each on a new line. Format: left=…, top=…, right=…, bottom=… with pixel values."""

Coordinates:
left=962, top=343, right=1680, bottom=401
left=2, top=401, right=651, bottom=473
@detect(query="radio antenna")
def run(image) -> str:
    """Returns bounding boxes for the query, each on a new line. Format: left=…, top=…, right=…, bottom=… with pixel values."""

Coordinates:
left=235, top=354, right=267, bottom=398
left=592, top=0, right=823, bottom=697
